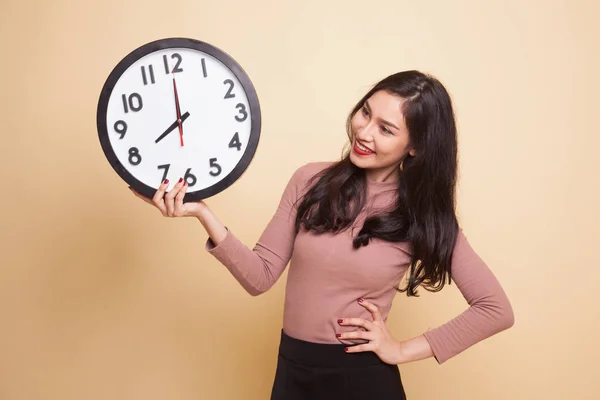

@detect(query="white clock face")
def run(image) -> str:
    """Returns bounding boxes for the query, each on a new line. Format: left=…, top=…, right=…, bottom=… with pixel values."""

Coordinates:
left=101, top=43, right=258, bottom=197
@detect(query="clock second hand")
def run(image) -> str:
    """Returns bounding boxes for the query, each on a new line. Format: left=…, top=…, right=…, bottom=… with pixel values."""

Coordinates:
left=172, top=67, right=184, bottom=146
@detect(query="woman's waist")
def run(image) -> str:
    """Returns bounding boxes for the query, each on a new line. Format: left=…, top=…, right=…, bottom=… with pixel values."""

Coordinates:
left=281, top=299, right=389, bottom=346
left=277, top=329, right=386, bottom=368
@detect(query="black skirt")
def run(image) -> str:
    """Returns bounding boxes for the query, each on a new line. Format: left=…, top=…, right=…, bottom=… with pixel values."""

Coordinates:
left=270, top=330, right=407, bottom=400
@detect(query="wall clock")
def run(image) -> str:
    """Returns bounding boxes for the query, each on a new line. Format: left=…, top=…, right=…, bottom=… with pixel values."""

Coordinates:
left=97, top=37, right=261, bottom=201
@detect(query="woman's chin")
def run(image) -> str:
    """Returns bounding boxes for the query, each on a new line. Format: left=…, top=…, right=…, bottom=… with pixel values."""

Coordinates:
left=349, top=152, right=373, bottom=169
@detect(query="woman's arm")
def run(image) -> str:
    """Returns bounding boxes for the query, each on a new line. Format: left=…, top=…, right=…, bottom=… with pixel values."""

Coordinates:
left=131, top=164, right=314, bottom=296
left=201, top=164, right=313, bottom=296
left=421, top=229, right=515, bottom=364
left=195, top=204, right=228, bottom=246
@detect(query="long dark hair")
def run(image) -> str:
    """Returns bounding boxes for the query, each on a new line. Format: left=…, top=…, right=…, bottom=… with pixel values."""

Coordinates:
left=294, top=70, right=459, bottom=297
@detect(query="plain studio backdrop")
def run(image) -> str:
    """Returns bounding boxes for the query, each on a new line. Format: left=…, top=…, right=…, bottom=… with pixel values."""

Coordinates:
left=0, top=0, right=598, bottom=399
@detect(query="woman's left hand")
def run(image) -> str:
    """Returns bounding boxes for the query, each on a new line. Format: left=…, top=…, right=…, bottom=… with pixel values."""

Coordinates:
left=337, top=298, right=403, bottom=365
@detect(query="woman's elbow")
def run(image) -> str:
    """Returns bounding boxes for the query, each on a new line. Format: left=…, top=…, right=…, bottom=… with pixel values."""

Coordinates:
left=501, top=303, right=515, bottom=330
left=495, top=297, right=515, bottom=332
left=247, top=287, right=268, bottom=297
left=242, top=282, right=273, bottom=297
left=478, top=295, right=515, bottom=335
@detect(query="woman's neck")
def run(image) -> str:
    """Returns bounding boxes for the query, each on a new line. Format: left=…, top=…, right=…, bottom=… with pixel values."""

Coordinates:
left=364, top=166, right=400, bottom=184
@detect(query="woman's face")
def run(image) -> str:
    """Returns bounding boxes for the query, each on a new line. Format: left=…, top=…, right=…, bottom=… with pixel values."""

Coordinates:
left=349, top=90, right=416, bottom=182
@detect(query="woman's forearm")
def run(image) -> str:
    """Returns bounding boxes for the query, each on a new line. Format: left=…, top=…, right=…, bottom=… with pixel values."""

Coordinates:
left=196, top=206, right=228, bottom=246
left=395, top=335, right=435, bottom=364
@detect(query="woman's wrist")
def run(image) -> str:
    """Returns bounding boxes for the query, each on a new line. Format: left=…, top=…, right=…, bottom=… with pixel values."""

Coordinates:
left=195, top=205, right=228, bottom=245
left=194, top=205, right=210, bottom=222
left=394, top=335, right=434, bottom=364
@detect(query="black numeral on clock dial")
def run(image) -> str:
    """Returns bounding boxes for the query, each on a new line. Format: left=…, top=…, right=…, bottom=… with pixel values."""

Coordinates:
left=157, top=164, right=170, bottom=182
left=141, top=65, right=155, bottom=85
left=209, top=158, right=222, bottom=176
left=229, top=132, right=242, bottom=151
left=184, top=168, right=197, bottom=186
left=224, top=79, right=235, bottom=99
left=201, top=58, right=207, bottom=77
left=157, top=166, right=199, bottom=186
left=235, top=103, right=248, bottom=122
left=128, top=147, right=142, bottom=166
left=114, top=120, right=127, bottom=139
left=122, top=93, right=143, bottom=113
left=163, top=53, right=183, bottom=74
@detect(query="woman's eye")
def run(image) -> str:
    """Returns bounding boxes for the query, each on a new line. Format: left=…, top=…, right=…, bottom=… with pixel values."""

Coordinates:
left=381, top=126, right=392, bottom=134
left=361, top=107, right=369, bottom=117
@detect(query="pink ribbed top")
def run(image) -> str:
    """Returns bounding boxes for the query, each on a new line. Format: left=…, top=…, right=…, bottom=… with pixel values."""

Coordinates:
left=206, top=162, right=514, bottom=364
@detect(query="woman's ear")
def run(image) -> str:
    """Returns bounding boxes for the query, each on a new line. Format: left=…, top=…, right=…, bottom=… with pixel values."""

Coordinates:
left=409, top=148, right=416, bottom=157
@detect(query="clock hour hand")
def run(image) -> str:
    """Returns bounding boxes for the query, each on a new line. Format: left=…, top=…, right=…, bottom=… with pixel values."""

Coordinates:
left=154, top=111, right=190, bottom=143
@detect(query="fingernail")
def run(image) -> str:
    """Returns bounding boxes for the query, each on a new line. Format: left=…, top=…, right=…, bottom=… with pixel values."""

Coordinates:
left=163, top=179, right=169, bottom=184
left=336, top=333, right=341, bottom=338
left=337, top=319, right=343, bottom=324
left=344, top=348, right=349, bottom=352
left=178, top=177, right=183, bottom=183
left=358, top=298, right=363, bottom=303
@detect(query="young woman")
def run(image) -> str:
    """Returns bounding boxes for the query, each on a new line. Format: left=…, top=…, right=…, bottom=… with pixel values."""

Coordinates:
left=130, top=70, right=515, bottom=399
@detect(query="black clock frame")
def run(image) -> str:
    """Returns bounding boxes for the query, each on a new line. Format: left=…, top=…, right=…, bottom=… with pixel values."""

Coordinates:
left=97, top=37, right=261, bottom=201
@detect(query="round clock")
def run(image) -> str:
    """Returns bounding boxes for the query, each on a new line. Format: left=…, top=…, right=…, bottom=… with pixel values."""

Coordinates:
left=97, top=37, right=261, bottom=201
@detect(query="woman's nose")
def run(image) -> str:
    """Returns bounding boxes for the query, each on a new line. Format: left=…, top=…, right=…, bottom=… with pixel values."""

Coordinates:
left=356, top=123, right=375, bottom=141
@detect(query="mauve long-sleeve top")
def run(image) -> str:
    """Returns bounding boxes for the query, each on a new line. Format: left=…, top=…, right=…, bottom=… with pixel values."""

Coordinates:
left=206, top=161, right=514, bottom=364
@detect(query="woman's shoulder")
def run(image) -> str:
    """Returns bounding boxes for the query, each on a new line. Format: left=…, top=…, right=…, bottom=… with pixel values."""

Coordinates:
left=292, top=160, right=335, bottom=181
left=285, top=161, right=335, bottom=196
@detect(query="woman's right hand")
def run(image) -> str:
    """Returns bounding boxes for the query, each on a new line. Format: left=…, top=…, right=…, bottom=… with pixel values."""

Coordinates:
left=129, top=178, right=208, bottom=219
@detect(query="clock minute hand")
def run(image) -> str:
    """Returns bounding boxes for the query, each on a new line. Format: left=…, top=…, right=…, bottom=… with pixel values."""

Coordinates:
left=154, top=111, right=190, bottom=143
left=172, top=69, right=184, bottom=146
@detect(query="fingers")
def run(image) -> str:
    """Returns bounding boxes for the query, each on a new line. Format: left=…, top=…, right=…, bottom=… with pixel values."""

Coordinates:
left=336, top=329, right=375, bottom=342
left=337, top=317, right=374, bottom=331
left=174, top=181, right=188, bottom=215
left=358, top=298, right=383, bottom=321
left=344, top=343, right=373, bottom=354
left=151, top=179, right=170, bottom=215
left=132, top=177, right=190, bottom=218
left=164, top=178, right=185, bottom=216
left=337, top=300, right=390, bottom=357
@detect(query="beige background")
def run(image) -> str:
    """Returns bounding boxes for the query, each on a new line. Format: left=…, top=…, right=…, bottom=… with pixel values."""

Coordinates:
left=1, top=0, right=598, bottom=399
